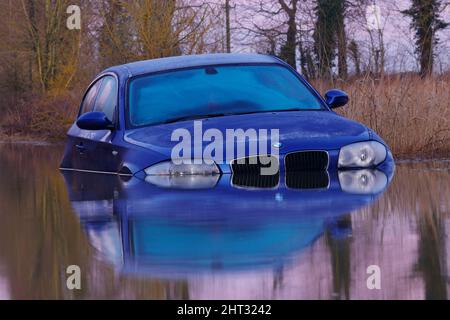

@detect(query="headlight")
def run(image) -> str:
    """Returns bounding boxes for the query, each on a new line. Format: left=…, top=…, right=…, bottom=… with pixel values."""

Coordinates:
left=338, top=141, right=386, bottom=168
left=144, top=160, right=220, bottom=189
left=338, top=169, right=387, bottom=194
left=144, top=160, right=220, bottom=176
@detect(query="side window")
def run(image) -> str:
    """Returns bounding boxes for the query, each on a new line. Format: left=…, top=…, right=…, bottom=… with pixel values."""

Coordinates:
left=93, top=76, right=118, bottom=122
left=80, top=79, right=103, bottom=115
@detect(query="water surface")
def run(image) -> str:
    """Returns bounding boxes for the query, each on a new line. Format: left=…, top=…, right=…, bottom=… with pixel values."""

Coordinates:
left=0, top=144, right=449, bottom=299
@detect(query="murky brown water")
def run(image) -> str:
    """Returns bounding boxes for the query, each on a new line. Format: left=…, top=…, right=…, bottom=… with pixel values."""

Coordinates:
left=0, top=144, right=449, bottom=300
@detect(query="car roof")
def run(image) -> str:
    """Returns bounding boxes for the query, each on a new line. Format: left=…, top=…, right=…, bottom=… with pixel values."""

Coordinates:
left=102, top=53, right=284, bottom=77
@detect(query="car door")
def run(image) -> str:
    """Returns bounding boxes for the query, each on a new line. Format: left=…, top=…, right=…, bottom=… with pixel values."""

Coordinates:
left=87, top=75, right=122, bottom=172
left=72, top=75, right=121, bottom=173
left=67, top=78, right=103, bottom=171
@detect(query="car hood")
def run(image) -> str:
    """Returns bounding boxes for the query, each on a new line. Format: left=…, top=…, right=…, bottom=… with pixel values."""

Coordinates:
left=124, top=111, right=369, bottom=157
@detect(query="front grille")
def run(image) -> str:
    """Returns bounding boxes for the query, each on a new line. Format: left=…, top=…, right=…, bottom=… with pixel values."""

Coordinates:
left=231, top=155, right=279, bottom=175
left=286, top=171, right=329, bottom=189
left=232, top=173, right=279, bottom=189
left=285, top=151, right=328, bottom=172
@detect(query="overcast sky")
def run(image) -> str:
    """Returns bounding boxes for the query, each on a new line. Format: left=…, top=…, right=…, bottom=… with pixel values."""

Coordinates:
left=224, top=0, right=450, bottom=73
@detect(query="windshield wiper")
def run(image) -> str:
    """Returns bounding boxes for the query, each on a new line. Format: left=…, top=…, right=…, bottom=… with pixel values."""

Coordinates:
left=163, top=113, right=228, bottom=124
left=162, top=108, right=309, bottom=124
left=223, top=108, right=302, bottom=117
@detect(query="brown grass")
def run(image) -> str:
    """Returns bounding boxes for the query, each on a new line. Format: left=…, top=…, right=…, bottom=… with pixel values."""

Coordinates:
left=1, top=92, right=79, bottom=140
left=314, top=75, right=450, bottom=158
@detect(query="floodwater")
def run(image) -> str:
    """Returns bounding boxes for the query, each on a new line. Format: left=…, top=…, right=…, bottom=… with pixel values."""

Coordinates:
left=0, top=144, right=449, bottom=300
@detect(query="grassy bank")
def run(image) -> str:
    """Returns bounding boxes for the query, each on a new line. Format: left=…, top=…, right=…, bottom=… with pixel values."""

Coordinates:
left=0, top=92, right=79, bottom=141
left=1, top=75, right=449, bottom=158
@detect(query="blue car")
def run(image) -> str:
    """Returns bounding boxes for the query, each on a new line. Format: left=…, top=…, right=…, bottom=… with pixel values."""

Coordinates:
left=60, top=53, right=394, bottom=184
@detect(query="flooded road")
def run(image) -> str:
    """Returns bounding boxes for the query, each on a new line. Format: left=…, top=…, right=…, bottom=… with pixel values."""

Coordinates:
left=0, top=144, right=449, bottom=299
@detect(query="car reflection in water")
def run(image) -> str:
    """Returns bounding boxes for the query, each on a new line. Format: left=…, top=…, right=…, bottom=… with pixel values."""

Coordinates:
left=62, top=167, right=394, bottom=278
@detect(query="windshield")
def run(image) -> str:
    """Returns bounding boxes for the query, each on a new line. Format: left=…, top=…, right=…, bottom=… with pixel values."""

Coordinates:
left=128, top=64, right=324, bottom=127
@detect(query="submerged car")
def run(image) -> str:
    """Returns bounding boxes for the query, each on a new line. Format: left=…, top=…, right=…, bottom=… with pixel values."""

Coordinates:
left=60, top=53, right=394, bottom=183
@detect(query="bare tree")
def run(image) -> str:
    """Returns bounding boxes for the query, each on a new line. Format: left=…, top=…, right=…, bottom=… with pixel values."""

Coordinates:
left=236, top=1, right=300, bottom=69
left=314, top=0, right=337, bottom=79
left=98, top=0, right=218, bottom=61
left=278, top=0, right=298, bottom=68
left=20, top=0, right=81, bottom=93
left=402, top=0, right=449, bottom=76
left=0, top=0, right=30, bottom=104
left=348, top=39, right=361, bottom=76
left=336, top=0, right=348, bottom=79
left=346, top=0, right=387, bottom=77
left=225, top=0, right=232, bottom=52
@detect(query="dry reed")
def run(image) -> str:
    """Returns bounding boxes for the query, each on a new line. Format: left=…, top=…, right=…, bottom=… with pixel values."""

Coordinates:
left=314, top=75, right=450, bottom=158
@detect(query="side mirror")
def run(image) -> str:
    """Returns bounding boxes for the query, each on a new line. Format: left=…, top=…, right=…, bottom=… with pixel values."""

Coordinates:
left=325, top=89, right=349, bottom=109
left=76, top=112, right=113, bottom=130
